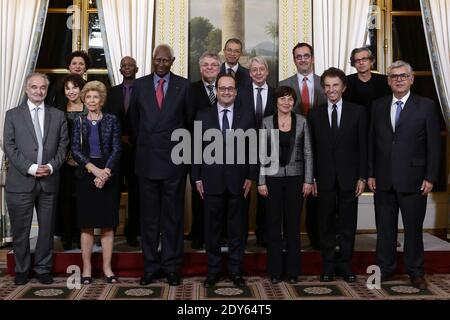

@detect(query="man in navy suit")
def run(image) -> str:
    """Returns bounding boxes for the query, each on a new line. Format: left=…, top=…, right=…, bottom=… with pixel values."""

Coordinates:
left=220, top=38, right=251, bottom=89
left=130, top=44, right=193, bottom=286
left=192, top=74, right=257, bottom=288
left=368, top=60, right=441, bottom=290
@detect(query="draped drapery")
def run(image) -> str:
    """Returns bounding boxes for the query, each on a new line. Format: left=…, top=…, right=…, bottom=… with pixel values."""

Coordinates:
left=0, top=0, right=49, bottom=246
left=97, top=0, right=155, bottom=85
left=312, top=0, right=370, bottom=75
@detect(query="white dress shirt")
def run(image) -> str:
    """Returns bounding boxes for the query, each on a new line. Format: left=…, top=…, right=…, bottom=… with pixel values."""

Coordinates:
left=252, top=82, right=268, bottom=113
left=390, top=91, right=410, bottom=131
left=327, top=99, right=343, bottom=128
left=225, top=63, right=239, bottom=74
left=27, top=100, right=53, bottom=176
left=217, top=103, right=234, bottom=131
left=297, top=72, right=314, bottom=106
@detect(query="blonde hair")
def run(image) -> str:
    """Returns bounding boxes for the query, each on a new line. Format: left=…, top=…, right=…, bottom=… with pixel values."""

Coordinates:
left=80, top=81, right=107, bottom=106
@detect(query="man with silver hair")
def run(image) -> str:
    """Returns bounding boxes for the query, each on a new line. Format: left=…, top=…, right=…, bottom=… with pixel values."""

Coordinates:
left=368, top=60, right=441, bottom=290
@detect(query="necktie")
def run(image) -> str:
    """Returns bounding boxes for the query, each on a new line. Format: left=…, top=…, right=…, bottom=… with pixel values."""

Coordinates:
left=123, top=85, right=132, bottom=112
left=156, top=79, right=165, bottom=109
left=331, top=104, right=338, bottom=137
left=301, top=77, right=310, bottom=115
left=207, top=84, right=216, bottom=105
left=227, top=68, right=235, bottom=78
left=222, top=109, right=230, bottom=136
left=394, top=100, right=403, bottom=129
left=255, top=87, right=263, bottom=129
left=33, top=107, right=43, bottom=165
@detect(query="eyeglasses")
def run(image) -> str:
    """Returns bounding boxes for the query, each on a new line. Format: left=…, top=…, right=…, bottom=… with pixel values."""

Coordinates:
left=225, top=48, right=242, bottom=54
left=154, top=58, right=172, bottom=64
left=295, top=54, right=312, bottom=61
left=389, top=73, right=410, bottom=81
left=201, top=63, right=220, bottom=68
left=354, top=57, right=370, bottom=64
left=217, top=86, right=236, bottom=93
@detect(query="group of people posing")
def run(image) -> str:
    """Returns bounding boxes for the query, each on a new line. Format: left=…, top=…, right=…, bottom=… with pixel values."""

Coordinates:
left=3, top=38, right=441, bottom=291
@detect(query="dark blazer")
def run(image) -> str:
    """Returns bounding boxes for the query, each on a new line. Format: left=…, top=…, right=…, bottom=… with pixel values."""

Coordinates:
left=130, top=72, right=193, bottom=179
left=71, top=113, right=121, bottom=172
left=220, top=63, right=252, bottom=88
left=3, top=103, right=68, bottom=192
left=191, top=101, right=257, bottom=195
left=103, top=84, right=132, bottom=136
left=308, top=101, right=368, bottom=191
left=279, top=74, right=327, bottom=115
left=368, top=94, right=441, bottom=192
left=238, top=83, right=275, bottom=127
left=189, top=80, right=215, bottom=114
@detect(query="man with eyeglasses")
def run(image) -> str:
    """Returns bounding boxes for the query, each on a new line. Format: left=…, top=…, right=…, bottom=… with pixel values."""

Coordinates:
left=220, top=38, right=251, bottom=89
left=130, top=44, right=194, bottom=287
left=368, top=60, right=441, bottom=290
left=187, top=52, right=221, bottom=250
left=279, top=42, right=327, bottom=251
left=103, top=56, right=140, bottom=248
left=192, top=74, right=257, bottom=288
left=344, top=47, right=390, bottom=122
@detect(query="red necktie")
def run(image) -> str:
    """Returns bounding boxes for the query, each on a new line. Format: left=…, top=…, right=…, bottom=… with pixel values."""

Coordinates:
left=156, top=79, right=165, bottom=109
left=301, top=77, right=310, bottom=115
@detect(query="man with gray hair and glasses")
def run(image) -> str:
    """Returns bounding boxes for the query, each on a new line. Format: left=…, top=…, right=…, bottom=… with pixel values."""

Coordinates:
left=368, top=60, right=441, bottom=290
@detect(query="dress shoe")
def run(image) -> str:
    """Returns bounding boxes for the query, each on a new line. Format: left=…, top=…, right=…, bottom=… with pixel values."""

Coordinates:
left=166, top=272, right=181, bottom=286
left=286, top=277, right=299, bottom=284
left=270, top=276, right=281, bottom=284
left=140, top=272, right=155, bottom=285
left=335, top=268, right=356, bottom=283
left=190, top=239, right=204, bottom=250
left=320, top=274, right=335, bottom=282
left=203, top=274, right=220, bottom=288
left=36, top=273, right=54, bottom=285
left=14, top=273, right=29, bottom=285
left=410, top=275, right=427, bottom=290
left=230, top=274, right=246, bottom=287
left=81, top=276, right=92, bottom=285
left=105, top=275, right=119, bottom=284
left=126, top=236, right=140, bottom=247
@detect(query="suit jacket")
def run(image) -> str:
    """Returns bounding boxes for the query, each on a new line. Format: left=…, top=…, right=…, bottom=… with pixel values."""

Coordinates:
left=238, top=83, right=275, bottom=128
left=130, top=72, right=193, bottom=179
left=104, top=83, right=132, bottom=137
left=189, top=80, right=215, bottom=114
left=71, top=113, right=121, bottom=172
left=368, top=94, right=441, bottom=192
left=258, top=113, right=313, bottom=185
left=308, top=101, right=368, bottom=191
left=279, top=74, right=327, bottom=115
left=220, top=63, right=252, bottom=89
left=3, top=103, right=69, bottom=192
left=191, top=101, right=257, bottom=195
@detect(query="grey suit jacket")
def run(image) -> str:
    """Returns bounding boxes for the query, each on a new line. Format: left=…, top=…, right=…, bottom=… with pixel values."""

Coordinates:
left=259, top=113, right=313, bottom=185
left=279, top=74, right=327, bottom=115
left=3, top=103, right=68, bottom=192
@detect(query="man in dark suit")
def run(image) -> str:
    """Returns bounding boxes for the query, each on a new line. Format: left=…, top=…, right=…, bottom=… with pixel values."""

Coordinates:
left=220, top=38, right=251, bottom=89
left=130, top=44, right=193, bottom=286
left=4, top=73, right=68, bottom=285
left=192, top=74, right=257, bottom=288
left=279, top=42, right=327, bottom=250
left=188, top=52, right=221, bottom=250
left=239, top=56, right=275, bottom=247
left=309, top=68, right=367, bottom=283
left=368, top=60, right=441, bottom=290
left=103, top=56, right=140, bottom=247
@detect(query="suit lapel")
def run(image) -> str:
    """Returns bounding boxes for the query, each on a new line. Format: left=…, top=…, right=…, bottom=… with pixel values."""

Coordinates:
left=42, top=105, right=51, bottom=144
left=335, top=102, right=348, bottom=143
left=286, top=113, right=297, bottom=163
left=319, top=105, right=334, bottom=145
left=231, top=103, right=241, bottom=130
left=383, top=97, right=394, bottom=134
left=264, top=86, right=274, bottom=117
left=313, top=75, right=321, bottom=108
left=395, top=94, right=414, bottom=130
left=212, top=104, right=221, bottom=130
left=20, top=104, right=38, bottom=145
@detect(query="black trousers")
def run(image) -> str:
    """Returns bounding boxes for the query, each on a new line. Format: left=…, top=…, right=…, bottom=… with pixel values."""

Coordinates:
left=375, top=189, right=427, bottom=277
left=305, top=196, right=320, bottom=246
left=204, top=191, right=247, bottom=276
left=139, top=176, right=185, bottom=273
left=121, top=143, right=139, bottom=238
left=189, top=178, right=204, bottom=243
left=318, top=182, right=358, bottom=275
left=265, top=176, right=304, bottom=279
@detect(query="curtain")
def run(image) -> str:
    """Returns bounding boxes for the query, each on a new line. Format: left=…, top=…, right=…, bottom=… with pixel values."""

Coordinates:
left=312, top=0, right=370, bottom=75
left=97, top=0, right=155, bottom=86
left=0, top=0, right=49, bottom=246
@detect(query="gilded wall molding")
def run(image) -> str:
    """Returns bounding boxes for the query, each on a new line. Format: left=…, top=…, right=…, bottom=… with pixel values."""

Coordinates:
left=278, top=0, right=312, bottom=81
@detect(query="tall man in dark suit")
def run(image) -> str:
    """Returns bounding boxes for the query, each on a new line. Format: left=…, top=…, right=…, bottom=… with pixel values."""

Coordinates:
left=279, top=42, right=327, bottom=250
left=130, top=44, right=193, bottom=286
left=4, top=73, right=68, bottom=285
left=192, top=74, right=257, bottom=288
left=368, top=60, right=441, bottom=290
left=188, top=52, right=221, bottom=250
left=309, top=68, right=367, bottom=283
left=239, top=56, right=275, bottom=247
left=104, top=56, right=140, bottom=247
left=220, top=38, right=251, bottom=89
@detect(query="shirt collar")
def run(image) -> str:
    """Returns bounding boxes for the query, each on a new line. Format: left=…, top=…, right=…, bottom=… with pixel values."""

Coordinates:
left=225, top=63, right=239, bottom=73
left=252, top=82, right=268, bottom=90
left=328, top=99, right=343, bottom=110
left=27, top=100, right=45, bottom=111
left=297, top=72, right=314, bottom=83
left=391, top=91, right=411, bottom=107
left=154, top=72, right=170, bottom=84
left=217, top=103, right=234, bottom=113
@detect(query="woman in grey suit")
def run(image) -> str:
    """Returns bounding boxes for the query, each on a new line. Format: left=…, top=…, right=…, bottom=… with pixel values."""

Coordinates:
left=258, top=86, right=314, bottom=284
